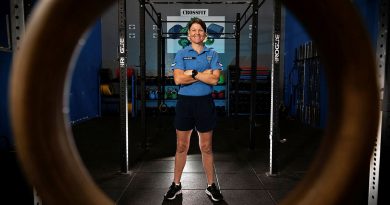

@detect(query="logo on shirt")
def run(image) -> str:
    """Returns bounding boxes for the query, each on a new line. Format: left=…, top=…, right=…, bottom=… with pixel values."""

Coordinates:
left=183, top=56, right=196, bottom=60
left=207, top=56, right=213, bottom=63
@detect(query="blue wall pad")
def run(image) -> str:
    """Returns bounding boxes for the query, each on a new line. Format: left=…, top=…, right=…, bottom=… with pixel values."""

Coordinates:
left=207, top=23, right=224, bottom=38
left=68, top=22, right=102, bottom=123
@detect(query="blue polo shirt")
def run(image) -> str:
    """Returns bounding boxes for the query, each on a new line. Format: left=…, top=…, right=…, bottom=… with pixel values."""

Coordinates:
left=171, top=45, right=223, bottom=96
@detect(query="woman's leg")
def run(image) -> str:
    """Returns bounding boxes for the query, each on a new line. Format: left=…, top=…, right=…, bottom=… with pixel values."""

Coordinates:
left=173, top=129, right=192, bottom=184
left=198, top=130, right=214, bottom=185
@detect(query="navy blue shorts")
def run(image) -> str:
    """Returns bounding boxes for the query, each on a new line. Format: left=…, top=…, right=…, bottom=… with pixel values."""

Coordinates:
left=174, top=94, right=216, bottom=132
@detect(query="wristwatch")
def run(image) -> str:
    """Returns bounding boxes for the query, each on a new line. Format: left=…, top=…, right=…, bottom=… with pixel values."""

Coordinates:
left=191, top=70, right=198, bottom=79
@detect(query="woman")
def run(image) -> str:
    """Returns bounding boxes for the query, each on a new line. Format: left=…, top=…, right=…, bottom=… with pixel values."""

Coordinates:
left=164, top=18, right=224, bottom=202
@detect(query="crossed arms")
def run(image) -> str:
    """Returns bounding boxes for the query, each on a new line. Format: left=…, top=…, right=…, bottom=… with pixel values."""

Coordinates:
left=173, top=69, right=221, bottom=86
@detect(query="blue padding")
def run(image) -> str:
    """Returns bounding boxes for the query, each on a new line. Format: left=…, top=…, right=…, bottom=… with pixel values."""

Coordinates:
left=69, top=22, right=102, bottom=123
left=168, top=24, right=183, bottom=39
left=207, top=24, right=224, bottom=38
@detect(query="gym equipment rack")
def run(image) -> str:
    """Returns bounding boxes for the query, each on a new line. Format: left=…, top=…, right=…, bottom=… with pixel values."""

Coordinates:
left=118, top=0, right=282, bottom=175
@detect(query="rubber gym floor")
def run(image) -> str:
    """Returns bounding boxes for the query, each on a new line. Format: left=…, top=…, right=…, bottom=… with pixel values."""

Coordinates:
left=3, top=113, right=374, bottom=204
left=71, top=114, right=324, bottom=205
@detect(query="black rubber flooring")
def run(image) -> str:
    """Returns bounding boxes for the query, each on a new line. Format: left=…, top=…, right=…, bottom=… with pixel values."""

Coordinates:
left=71, top=114, right=324, bottom=205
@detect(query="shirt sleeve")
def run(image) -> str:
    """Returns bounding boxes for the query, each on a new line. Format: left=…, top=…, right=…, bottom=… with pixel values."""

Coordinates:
left=171, top=50, right=185, bottom=71
left=210, top=51, right=223, bottom=71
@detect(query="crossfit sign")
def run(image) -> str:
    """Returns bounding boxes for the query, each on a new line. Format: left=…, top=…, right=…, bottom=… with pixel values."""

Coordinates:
left=180, top=9, right=208, bottom=16
left=274, top=34, right=280, bottom=64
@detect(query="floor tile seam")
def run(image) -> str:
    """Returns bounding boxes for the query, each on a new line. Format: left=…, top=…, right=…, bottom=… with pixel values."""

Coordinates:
left=213, top=164, right=222, bottom=190
left=115, top=171, right=138, bottom=204
left=132, top=160, right=147, bottom=172
left=213, top=159, right=253, bottom=172
left=265, top=190, right=279, bottom=205
left=215, top=167, right=262, bottom=175
left=213, top=153, right=262, bottom=189
left=219, top=188, right=271, bottom=190
left=247, top=161, right=269, bottom=175
left=251, top=166, right=267, bottom=188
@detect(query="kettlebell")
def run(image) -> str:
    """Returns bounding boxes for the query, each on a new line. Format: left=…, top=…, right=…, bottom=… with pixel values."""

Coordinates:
left=218, top=74, right=225, bottom=84
left=171, top=89, right=177, bottom=99
left=211, top=90, right=217, bottom=99
left=205, top=38, right=215, bottom=45
left=166, top=88, right=172, bottom=99
left=218, top=90, right=225, bottom=99
left=149, top=90, right=156, bottom=100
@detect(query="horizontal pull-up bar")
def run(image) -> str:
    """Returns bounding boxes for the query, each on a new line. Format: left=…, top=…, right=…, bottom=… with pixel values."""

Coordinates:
left=162, top=20, right=236, bottom=23
left=237, top=0, right=266, bottom=33
left=147, top=1, right=159, bottom=15
left=141, top=0, right=161, bottom=25
left=145, top=7, right=159, bottom=25
left=147, top=1, right=251, bottom=4
left=141, top=0, right=268, bottom=35
left=257, top=0, right=266, bottom=9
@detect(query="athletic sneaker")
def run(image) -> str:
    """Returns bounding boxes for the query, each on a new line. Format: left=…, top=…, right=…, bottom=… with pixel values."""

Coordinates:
left=205, top=183, right=223, bottom=202
left=164, top=182, right=182, bottom=200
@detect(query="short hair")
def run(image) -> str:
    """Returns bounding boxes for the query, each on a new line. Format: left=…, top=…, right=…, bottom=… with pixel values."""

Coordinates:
left=187, top=18, right=207, bottom=32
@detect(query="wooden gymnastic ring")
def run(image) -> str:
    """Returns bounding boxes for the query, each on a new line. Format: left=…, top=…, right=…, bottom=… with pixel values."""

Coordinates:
left=10, top=0, right=116, bottom=204
left=279, top=0, right=379, bottom=204
left=9, top=0, right=378, bottom=205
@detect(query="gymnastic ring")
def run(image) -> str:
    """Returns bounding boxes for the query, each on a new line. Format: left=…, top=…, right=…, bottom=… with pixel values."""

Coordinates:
left=9, top=1, right=378, bottom=205
left=279, top=0, right=379, bottom=204
left=159, top=103, right=168, bottom=113
left=10, top=0, right=116, bottom=205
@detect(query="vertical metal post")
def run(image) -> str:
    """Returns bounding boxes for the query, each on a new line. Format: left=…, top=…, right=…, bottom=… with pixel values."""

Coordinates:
left=10, top=0, right=26, bottom=51
left=249, top=0, right=258, bottom=150
left=118, top=0, right=129, bottom=173
left=162, top=37, right=166, bottom=97
left=139, top=0, right=147, bottom=149
left=234, top=13, right=240, bottom=119
left=379, top=3, right=390, bottom=205
left=268, top=0, right=281, bottom=176
left=0, top=14, right=12, bottom=51
left=303, top=42, right=308, bottom=124
left=33, top=187, right=43, bottom=205
left=161, top=45, right=167, bottom=110
left=157, top=13, right=162, bottom=107
left=369, top=0, right=388, bottom=203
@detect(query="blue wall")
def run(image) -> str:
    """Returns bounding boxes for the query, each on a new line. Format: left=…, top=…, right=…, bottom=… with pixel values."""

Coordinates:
left=354, top=0, right=380, bottom=47
left=283, top=0, right=379, bottom=128
left=283, top=8, right=311, bottom=114
left=0, top=52, right=12, bottom=149
left=68, top=23, right=102, bottom=123
left=283, top=9, right=329, bottom=127
left=0, top=21, right=103, bottom=150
